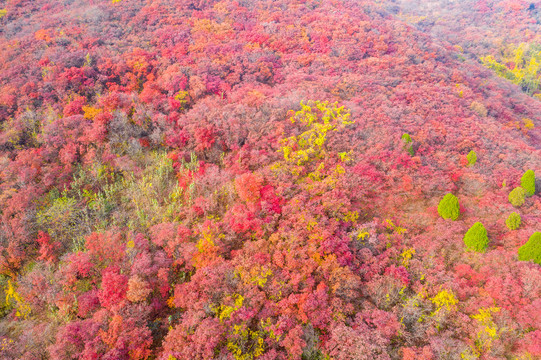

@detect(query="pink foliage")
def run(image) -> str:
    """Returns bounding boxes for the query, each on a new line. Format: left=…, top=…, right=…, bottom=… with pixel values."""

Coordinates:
left=0, top=0, right=540, bottom=358
left=161, top=318, right=225, bottom=360
left=98, top=266, right=128, bottom=310
left=36, top=231, right=61, bottom=263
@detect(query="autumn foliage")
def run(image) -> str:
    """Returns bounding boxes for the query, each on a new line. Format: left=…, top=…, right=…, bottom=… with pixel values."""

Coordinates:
left=0, top=0, right=540, bottom=359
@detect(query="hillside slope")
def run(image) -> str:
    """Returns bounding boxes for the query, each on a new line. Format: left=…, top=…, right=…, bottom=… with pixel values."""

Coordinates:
left=386, top=0, right=541, bottom=98
left=0, top=0, right=540, bottom=359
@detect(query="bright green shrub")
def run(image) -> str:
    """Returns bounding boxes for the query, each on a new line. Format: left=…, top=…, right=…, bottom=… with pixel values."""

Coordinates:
left=401, top=133, right=412, bottom=143
left=464, top=222, right=489, bottom=252
left=467, top=150, right=477, bottom=166
left=437, top=193, right=460, bottom=220
left=508, top=187, right=525, bottom=207
left=401, top=133, right=414, bottom=155
left=520, top=169, right=535, bottom=197
left=518, top=232, right=541, bottom=265
left=505, top=212, right=521, bottom=230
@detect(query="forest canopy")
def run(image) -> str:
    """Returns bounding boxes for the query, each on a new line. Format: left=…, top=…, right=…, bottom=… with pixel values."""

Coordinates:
left=0, top=0, right=539, bottom=359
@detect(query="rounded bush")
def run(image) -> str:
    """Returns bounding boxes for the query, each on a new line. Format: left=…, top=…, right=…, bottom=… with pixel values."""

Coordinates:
left=518, top=232, right=541, bottom=265
left=463, top=222, right=488, bottom=252
left=467, top=150, right=477, bottom=166
left=401, top=133, right=412, bottom=143
left=505, top=212, right=521, bottom=230
left=401, top=133, right=414, bottom=156
left=508, top=187, right=525, bottom=207
left=520, top=169, right=535, bottom=197
left=438, top=193, right=460, bottom=220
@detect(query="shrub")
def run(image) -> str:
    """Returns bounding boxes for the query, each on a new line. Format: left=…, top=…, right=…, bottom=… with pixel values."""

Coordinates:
left=508, top=187, right=525, bottom=207
left=463, top=222, right=488, bottom=252
left=437, top=193, right=460, bottom=220
left=520, top=169, right=535, bottom=197
left=401, top=133, right=414, bottom=155
left=470, top=101, right=488, bottom=117
left=98, top=266, right=128, bottom=309
left=401, top=133, right=412, bottom=143
left=279, top=100, right=353, bottom=166
left=467, top=150, right=477, bottom=166
left=235, top=173, right=263, bottom=203
left=407, top=145, right=415, bottom=156
left=37, top=192, right=87, bottom=250
left=518, top=232, right=541, bottom=265
left=126, top=275, right=152, bottom=303
left=505, top=212, right=521, bottom=230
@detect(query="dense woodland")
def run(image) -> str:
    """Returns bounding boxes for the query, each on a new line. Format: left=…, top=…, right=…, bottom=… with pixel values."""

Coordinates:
left=387, top=0, right=541, bottom=98
left=0, top=0, right=540, bottom=359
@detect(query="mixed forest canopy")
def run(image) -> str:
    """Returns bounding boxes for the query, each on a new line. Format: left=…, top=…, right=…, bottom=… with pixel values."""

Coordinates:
left=0, top=0, right=540, bottom=359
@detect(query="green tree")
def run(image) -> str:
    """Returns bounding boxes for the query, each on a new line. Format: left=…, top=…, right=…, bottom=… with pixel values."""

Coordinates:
left=518, top=232, right=541, bottom=265
left=520, top=169, right=535, bottom=197
left=464, top=222, right=489, bottom=252
left=508, top=187, right=525, bottom=207
left=401, top=133, right=414, bottom=155
left=505, top=212, right=521, bottom=230
left=438, top=193, right=460, bottom=220
left=467, top=150, right=477, bottom=166
left=401, top=133, right=412, bottom=143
